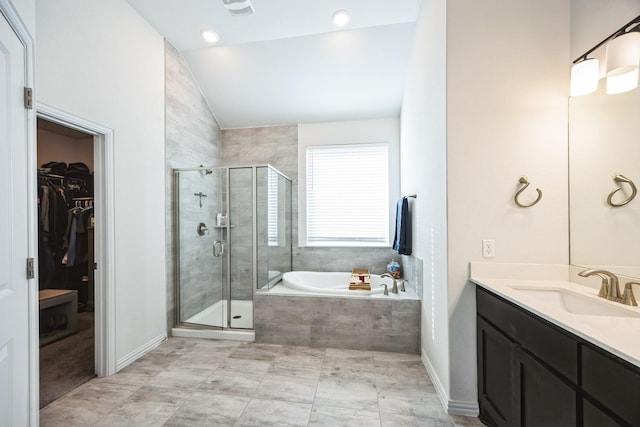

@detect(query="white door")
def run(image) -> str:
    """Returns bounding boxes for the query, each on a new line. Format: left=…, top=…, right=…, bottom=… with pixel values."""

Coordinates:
left=0, top=11, right=31, bottom=427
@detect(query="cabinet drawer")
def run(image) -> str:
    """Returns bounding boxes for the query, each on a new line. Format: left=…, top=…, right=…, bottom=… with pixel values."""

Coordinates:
left=477, top=287, right=579, bottom=383
left=582, top=344, right=640, bottom=426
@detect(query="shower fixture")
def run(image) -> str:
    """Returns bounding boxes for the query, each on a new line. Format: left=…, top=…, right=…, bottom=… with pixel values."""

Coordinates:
left=194, top=191, right=207, bottom=207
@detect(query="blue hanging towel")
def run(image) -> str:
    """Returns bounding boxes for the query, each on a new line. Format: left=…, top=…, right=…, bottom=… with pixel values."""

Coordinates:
left=393, top=197, right=412, bottom=255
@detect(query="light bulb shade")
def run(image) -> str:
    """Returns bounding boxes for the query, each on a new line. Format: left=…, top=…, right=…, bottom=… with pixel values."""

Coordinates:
left=606, top=68, right=639, bottom=94
left=570, top=58, right=599, bottom=96
left=605, top=32, right=640, bottom=77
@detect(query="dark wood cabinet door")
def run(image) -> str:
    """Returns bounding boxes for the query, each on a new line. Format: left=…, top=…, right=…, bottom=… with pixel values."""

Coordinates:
left=477, top=317, right=516, bottom=427
left=583, top=399, right=626, bottom=427
left=515, top=350, right=577, bottom=427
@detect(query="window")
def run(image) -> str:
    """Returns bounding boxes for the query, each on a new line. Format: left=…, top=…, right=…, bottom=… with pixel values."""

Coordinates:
left=305, top=143, right=389, bottom=246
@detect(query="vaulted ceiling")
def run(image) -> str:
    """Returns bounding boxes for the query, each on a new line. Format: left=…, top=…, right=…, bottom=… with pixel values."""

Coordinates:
left=126, top=0, right=421, bottom=128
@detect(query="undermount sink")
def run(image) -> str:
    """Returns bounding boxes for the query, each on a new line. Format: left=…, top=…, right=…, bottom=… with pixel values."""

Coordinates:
left=510, top=287, right=640, bottom=318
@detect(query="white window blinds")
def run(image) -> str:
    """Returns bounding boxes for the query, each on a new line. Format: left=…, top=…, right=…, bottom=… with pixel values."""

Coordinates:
left=305, top=143, right=389, bottom=246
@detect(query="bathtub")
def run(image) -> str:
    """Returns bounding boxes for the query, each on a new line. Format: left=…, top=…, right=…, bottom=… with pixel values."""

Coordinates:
left=255, top=270, right=421, bottom=352
left=279, top=270, right=408, bottom=297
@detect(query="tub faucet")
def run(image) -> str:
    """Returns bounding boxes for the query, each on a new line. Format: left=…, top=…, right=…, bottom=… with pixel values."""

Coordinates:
left=380, top=273, right=398, bottom=294
left=578, top=269, right=621, bottom=302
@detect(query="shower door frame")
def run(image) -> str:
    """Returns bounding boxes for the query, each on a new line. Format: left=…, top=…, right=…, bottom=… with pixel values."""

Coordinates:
left=173, top=166, right=228, bottom=331
left=173, top=164, right=291, bottom=332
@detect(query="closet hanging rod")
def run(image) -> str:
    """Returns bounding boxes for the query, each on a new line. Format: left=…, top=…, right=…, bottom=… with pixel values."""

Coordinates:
left=38, top=172, right=65, bottom=179
left=38, top=172, right=87, bottom=182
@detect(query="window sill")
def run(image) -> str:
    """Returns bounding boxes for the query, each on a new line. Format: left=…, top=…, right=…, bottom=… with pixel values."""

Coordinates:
left=300, top=242, right=392, bottom=249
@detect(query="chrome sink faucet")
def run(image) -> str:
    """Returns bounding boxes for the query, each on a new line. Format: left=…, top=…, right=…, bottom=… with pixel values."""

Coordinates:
left=578, top=269, right=621, bottom=302
left=380, top=273, right=398, bottom=294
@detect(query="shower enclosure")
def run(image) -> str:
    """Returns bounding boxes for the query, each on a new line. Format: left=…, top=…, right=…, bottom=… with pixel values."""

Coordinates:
left=173, top=165, right=291, bottom=332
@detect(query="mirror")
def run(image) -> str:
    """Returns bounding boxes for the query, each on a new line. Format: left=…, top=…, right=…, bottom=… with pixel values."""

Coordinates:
left=569, top=83, right=640, bottom=279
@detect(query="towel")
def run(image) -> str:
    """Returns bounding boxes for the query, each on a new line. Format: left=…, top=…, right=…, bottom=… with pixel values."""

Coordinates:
left=392, top=197, right=412, bottom=255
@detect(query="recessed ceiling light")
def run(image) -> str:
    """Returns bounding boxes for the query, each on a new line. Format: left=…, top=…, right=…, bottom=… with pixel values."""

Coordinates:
left=201, top=29, right=219, bottom=43
left=332, top=9, right=350, bottom=27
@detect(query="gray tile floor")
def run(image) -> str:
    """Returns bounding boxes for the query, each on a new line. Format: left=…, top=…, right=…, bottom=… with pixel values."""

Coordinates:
left=40, top=338, right=486, bottom=427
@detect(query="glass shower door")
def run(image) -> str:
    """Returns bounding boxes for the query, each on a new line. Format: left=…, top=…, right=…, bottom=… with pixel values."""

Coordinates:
left=176, top=168, right=225, bottom=328
left=228, top=167, right=253, bottom=329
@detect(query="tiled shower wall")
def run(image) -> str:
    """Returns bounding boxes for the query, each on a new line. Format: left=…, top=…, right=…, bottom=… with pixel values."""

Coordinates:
left=221, top=126, right=398, bottom=274
left=165, top=41, right=221, bottom=331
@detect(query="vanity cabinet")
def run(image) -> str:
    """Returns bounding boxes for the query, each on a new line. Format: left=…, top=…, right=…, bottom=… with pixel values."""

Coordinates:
left=477, top=286, right=639, bottom=427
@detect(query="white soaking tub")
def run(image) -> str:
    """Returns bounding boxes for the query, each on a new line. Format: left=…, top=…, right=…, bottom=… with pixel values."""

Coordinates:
left=278, top=271, right=414, bottom=297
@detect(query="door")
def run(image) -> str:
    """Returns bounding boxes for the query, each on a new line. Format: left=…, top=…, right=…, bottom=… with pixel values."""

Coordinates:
left=176, top=168, right=225, bottom=328
left=0, top=11, right=31, bottom=427
left=477, top=317, right=516, bottom=427
left=515, top=349, right=577, bottom=427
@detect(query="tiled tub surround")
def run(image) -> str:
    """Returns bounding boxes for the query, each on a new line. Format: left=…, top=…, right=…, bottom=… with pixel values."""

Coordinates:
left=255, top=283, right=420, bottom=353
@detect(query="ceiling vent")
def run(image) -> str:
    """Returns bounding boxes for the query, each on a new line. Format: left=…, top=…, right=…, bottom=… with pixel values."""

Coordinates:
left=222, top=0, right=255, bottom=16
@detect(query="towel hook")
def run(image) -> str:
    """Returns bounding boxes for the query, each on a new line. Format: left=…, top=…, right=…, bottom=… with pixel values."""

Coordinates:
left=607, top=174, right=637, bottom=207
left=514, top=176, right=542, bottom=208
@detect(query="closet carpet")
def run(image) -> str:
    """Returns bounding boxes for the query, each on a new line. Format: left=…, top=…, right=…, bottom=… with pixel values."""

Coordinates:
left=40, top=312, right=95, bottom=409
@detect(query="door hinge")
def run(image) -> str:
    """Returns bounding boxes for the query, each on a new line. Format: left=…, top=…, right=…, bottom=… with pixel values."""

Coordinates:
left=26, top=258, right=35, bottom=280
left=93, top=262, right=97, bottom=270
left=24, top=87, right=33, bottom=109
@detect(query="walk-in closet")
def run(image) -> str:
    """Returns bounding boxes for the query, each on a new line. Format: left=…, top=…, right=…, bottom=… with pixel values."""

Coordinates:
left=37, top=118, right=96, bottom=408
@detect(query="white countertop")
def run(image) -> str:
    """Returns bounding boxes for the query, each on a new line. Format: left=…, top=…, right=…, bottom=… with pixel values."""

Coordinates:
left=471, top=276, right=640, bottom=368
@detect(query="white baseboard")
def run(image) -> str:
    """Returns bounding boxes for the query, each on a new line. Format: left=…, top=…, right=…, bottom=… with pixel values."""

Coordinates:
left=421, top=350, right=479, bottom=417
left=116, top=333, right=167, bottom=371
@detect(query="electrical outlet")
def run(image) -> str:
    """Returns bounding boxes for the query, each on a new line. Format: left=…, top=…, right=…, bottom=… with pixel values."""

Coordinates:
left=482, top=240, right=495, bottom=258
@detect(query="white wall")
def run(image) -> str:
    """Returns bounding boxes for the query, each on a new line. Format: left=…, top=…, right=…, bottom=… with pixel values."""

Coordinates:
left=570, top=0, right=640, bottom=59
left=402, top=0, right=571, bottom=412
left=36, top=0, right=167, bottom=362
left=8, top=0, right=35, bottom=35
left=446, top=0, right=570, bottom=407
left=400, top=0, right=450, bottom=399
left=37, top=128, right=94, bottom=170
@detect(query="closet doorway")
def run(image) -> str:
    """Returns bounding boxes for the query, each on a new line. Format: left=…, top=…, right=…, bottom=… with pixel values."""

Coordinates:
left=35, top=104, right=116, bottom=410
left=37, top=118, right=96, bottom=408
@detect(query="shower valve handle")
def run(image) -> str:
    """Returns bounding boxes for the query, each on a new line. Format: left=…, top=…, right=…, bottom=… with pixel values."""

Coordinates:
left=213, top=240, right=224, bottom=257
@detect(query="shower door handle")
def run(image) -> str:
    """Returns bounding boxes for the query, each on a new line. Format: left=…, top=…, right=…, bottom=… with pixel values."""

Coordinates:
left=213, top=240, right=224, bottom=257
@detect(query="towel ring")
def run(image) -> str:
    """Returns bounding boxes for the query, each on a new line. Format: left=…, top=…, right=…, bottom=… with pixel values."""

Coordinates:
left=607, top=174, right=637, bottom=207
left=514, top=176, right=542, bottom=208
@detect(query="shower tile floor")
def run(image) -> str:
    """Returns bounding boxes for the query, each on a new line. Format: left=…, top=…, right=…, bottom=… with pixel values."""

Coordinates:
left=39, top=338, right=486, bottom=427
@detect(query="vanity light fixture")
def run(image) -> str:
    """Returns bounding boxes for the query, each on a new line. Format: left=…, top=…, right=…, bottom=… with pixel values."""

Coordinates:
left=606, top=68, right=639, bottom=94
left=570, top=58, right=599, bottom=96
left=571, top=14, right=640, bottom=96
left=605, top=31, right=640, bottom=77
left=605, top=31, right=640, bottom=94
left=332, top=9, right=350, bottom=27
left=201, top=29, right=220, bottom=43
